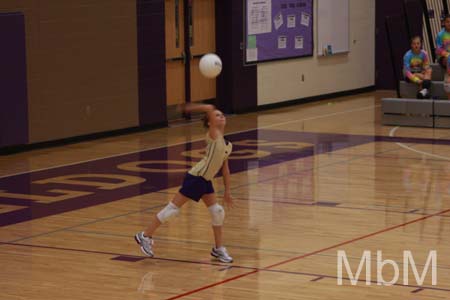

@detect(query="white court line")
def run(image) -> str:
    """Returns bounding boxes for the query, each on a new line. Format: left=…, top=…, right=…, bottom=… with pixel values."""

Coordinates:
left=389, top=126, right=450, bottom=161
left=0, top=104, right=379, bottom=179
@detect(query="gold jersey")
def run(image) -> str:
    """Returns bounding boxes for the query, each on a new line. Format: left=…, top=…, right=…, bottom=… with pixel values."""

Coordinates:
left=188, top=133, right=232, bottom=181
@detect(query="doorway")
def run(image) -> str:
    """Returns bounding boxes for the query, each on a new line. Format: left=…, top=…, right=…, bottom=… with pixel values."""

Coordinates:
left=165, top=0, right=216, bottom=120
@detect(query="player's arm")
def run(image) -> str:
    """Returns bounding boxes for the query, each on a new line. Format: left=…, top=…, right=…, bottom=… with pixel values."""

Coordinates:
left=182, top=103, right=220, bottom=138
left=221, top=159, right=233, bottom=208
left=403, top=54, right=420, bottom=83
left=422, top=51, right=432, bottom=79
left=181, top=103, right=216, bottom=126
left=182, top=103, right=215, bottom=114
left=423, top=51, right=431, bottom=69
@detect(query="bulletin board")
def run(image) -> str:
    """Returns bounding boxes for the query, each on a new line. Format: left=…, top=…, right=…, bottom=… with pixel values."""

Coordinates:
left=245, top=0, right=314, bottom=64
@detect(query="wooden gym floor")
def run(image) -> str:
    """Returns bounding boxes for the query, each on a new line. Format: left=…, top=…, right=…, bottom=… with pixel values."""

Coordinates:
left=1, top=90, right=449, bottom=299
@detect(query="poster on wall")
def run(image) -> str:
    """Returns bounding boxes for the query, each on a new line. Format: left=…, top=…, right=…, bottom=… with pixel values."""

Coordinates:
left=245, top=0, right=313, bottom=64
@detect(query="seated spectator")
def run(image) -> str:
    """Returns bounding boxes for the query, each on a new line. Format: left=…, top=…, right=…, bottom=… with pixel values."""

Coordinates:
left=403, top=36, right=432, bottom=99
left=437, top=15, right=450, bottom=99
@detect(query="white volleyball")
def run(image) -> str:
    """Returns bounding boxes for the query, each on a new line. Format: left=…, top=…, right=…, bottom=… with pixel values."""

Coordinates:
left=199, top=53, right=222, bottom=78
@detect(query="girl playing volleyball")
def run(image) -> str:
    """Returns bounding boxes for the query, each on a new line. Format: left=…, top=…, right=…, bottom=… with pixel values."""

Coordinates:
left=135, top=104, right=234, bottom=263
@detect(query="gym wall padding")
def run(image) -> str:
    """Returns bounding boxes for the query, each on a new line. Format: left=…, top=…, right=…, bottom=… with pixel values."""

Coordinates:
left=0, top=12, right=28, bottom=148
left=386, top=15, right=411, bottom=84
left=216, top=0, right=257, bottom=114
left=136, top=0, right=167, bottom=127
left=404, top=0, right=424, bottom=38
left=0, top=1, right=140, bottom=144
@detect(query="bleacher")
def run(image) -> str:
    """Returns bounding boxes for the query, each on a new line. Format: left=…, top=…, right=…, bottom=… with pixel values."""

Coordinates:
left=381, top=0, right=450, bottom=128
left=382, top=64, right=450, bottom=128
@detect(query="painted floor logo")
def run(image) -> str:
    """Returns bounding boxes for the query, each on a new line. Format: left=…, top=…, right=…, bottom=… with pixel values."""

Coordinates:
left=337, top=250, right=438, bottom=286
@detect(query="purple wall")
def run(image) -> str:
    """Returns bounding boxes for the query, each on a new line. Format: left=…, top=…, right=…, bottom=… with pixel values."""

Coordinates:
left=136, top=0, right=167, bottom=126
left=216, top=0, right=257, bottom=113
left=376, top=0, right=406, bottom=89
left=0, top=12, right=28, bottom=148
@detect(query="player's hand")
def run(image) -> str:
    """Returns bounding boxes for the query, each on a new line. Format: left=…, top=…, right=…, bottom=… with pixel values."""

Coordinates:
left=223, top=192, right=234, bottom=209
left=415, top=73, right=425, bottom=80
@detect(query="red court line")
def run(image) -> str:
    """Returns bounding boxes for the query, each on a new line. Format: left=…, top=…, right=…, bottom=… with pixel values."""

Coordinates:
left=165, top=270, right=259, bottom=300
left=165, top=207, right=450, bottom=300
left=2, top=239, right=449, bottom=295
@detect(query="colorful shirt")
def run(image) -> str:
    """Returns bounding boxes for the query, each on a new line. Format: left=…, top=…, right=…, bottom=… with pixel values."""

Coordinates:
left=403, top=50, right=430, bottom=82
left=436, top=29, right=450, bottom=60
left=189, top=133, right=232, bottom=181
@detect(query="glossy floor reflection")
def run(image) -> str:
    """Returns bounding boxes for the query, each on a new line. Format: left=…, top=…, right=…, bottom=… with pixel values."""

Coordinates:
left=1, top=91, right=450, bottom=299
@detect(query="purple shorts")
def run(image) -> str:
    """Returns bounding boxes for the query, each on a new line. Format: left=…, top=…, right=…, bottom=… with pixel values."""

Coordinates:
left=179, top=173, right=214, bottom=202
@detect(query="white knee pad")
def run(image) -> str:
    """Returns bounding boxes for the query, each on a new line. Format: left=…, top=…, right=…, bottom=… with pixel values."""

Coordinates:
left=157, top=202, right=180, bottom=223
left=208, top=203, right=225, bottom=226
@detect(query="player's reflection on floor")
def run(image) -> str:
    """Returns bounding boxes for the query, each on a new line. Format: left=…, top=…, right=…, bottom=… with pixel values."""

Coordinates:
left=138, top=271, right=155, bottom=293
left=137, top=264, right=233, bottom=295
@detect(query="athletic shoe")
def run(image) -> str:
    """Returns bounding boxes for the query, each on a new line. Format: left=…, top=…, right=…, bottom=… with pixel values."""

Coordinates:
left=135, top=232, right=154, bottom=257
left=417, top=88, right=429, bottom=99
left=211, top=246, right=233, bottom=263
